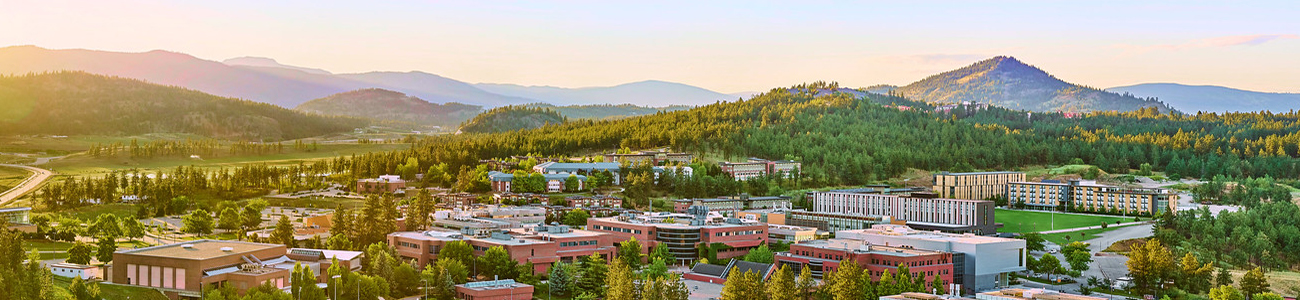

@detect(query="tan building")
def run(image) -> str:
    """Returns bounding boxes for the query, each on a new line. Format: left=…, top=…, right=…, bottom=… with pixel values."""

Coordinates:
left=357, top=175, right=406, bottom=194
left=112, top=240, right=291, bottom=299
left=933, top=171, right=1026, bottom=200
left=455, top=279, right=534, bottom=300
left=976, top=288, right=1107, bottom=300
left=1007, top=180, right=1175, bottom=216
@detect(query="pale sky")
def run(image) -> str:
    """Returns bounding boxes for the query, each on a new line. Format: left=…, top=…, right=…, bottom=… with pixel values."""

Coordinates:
left=1, top=0, right=1297, bottom=93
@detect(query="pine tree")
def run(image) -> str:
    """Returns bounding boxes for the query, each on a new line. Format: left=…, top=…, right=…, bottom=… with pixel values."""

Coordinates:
left=605, top=259, right=636, bottom=300
left=830, top=260, right=862, bottom=300
left=271, top=215, right=296, bottom=248
left=1240, top=267, right=1270, bottom=300
left=95, top=238, right=117, bottom=263
left=577, top=253, right=609, bottom=296
left=796, top=266, right=816, bottom=300
left=68, top=276, right=101, bottom=300
left=1216, top=267, right=1234, bottom=287
left=618, top=236, right=643, bottom=270
left=767, top=264, right=797, bottom=300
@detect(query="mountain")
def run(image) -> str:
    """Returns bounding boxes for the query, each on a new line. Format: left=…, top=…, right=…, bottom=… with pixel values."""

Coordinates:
left=525, top=103, right=693, bottom=120
left=458, top=106, right=566, bottom=134
left=0, top=46, right=533, bottom=108
left=1106, top=83, right=1300, bottom=113
left=474, top=80, right=734, bottom=106
left=223, top=56, right=332, bottom=75
left=295, top=88, right=482, bottom=128
left=888, top=56, right=1173, bottom=113
left=0, top=71, right=364, bottom=140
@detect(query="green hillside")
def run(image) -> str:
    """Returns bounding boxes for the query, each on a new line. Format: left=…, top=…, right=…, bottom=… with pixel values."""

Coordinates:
left=295, top=88, right=482, bottom=128
left=0, top=72, right=365, bottom=140
left=526, top=103, right=694, bottom=120
left=458, top=105, right=567, bottom=133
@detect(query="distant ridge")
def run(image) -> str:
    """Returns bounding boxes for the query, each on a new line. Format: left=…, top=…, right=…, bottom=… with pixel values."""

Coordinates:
left=1107, top=83, right=1300, bottom=113
left=474, top=80, right=734, bottom=106
left=295, top=88, right=482, bottom=128
left=890, top=56, right=1174, bottom=113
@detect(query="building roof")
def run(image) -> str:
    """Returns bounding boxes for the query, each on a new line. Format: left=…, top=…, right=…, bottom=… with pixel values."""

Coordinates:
left=0, top=207, right=32, bottom=213
left=838, top=224, right=1021, bottom=245
left=458, top=279, right=531, bottom=291
left=729, top=260, right=774, bottom=279
left=49, top=262, right=96, bottom=269
left=288, top=248, right=363, bottom=261
left=977, top=289, right=1107, bottom=300
left=691, top=263, right=727, bottom=277
left=936, top=171, right=1024, bottom=176
left=794, top=239, right=949, bottom=257
left=118, top=240, right=282, bottom=260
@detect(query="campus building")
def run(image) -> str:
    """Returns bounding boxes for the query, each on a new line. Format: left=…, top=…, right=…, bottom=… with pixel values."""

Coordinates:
left=811, top=190, right=999, bottom=234
left=1005, top=180, right=1176, bottom=216
left=774, top=238, right=956, bottom=285
left=836, top=224, right=1027, bottom=294
left=766, top=224, right=819, bottom=242
left=111, top=240, right=293, bottom=298
left=387, top=224, right=618, bottom=274
left=531, top=162, right=692, bottom=185
left=486, top=171, right=587, bottom=193
left=787, top=210, right=895, bottom=232
left=455, top=279, right=534, bottom=300
left=933, top=171, right=1026, bottom=200
left=565, top=195, right=623, bottom=208
left=976, top=288, right=1107, bottom=300
left=672, top=195, right=792, bottom=214
left=586, top=207, right=768, bottom=264
left=720, top=158, right=801, bottom=180
left=356, top=175, right=406, bottom=194
left=603, top=151, right=692, bottom=165
left=1, top=207, right=36, bottom=233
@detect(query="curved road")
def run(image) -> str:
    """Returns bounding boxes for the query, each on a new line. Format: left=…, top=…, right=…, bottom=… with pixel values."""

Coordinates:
left=0, top=164, right=54, bottom=206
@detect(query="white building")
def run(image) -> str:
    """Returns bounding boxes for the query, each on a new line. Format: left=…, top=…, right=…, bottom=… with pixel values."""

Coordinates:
left=811, top=191, right=999, bottom=234
left=50, top=262, right=102, bottom=279
left=836, top=224, right=1027, bottom=294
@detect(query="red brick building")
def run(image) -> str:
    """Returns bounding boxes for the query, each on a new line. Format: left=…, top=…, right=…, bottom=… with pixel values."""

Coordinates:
left=455, top=279, right=534, bottom=300
left=356, top=175, right=406, bottom=194
left=387, top=225, right=617, bottom=274
left=566, top=195, right=623, bottom=208
left=586, top=212, right=768, bottom=265
left=775, top=238, right=955, bottom=284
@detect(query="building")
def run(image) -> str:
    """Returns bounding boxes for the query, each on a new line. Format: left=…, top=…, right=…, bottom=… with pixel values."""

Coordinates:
left=1006, top=180, right=1176, bottom=216
left=603, top=151, right=693, bottom=165
left=736, top=209, right=787, bottom=225
left=475, top=206, right=547, bottom=226
left=976, top=288, right=1106, bottom=300
left=933, top=171, right=1026, bottom=200
left=437, top=192, right=480, bottom=207
left=493, top=193, right=549, bottom=205
left=805, top=186, right=921, bottom=199
left=586, top=207, right=769, bottom=264
left=285, top=248, right=363, bottom=278
left=357, top=175, right=406, bottom=194
left=766, top=224, right=818, bottom=242
left=50, top=262, right=103, bottom=279
left=486, top=171, right=587, bottom=193
left=455, top=279, right=534, bottom=300
left=683, top=259, right=774, bottom=284
left=787, top=210, right=895, bottom=232
left=388, top=224, right=617, bottom=274
left=811, top=191, right=999, bottom=234
left=532, top=162, right=690, bottom=185
left=1, top=207, right=36, bottom=233
left=565, top=195, right=623, bottom=208
left=836, top=224, right=1027, bottom=294
left=881, top=293, right=975, bottom=300
left=112, top=240, right=293, bottom=298
left=775, top=238, right=955, bottom=285
left=720, top=158, right=801, bottom=180
left=673, top=195, right=793, bottom=214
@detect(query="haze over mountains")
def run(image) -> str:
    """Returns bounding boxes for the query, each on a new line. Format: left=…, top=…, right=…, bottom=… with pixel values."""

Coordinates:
left=1106, top=83, right=1300, bottom=113
left=474, top=80, right=735, bottom=107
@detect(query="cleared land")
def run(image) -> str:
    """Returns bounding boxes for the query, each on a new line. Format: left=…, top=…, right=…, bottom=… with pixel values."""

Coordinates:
left=0, top=165, right=31, bottom=191
left=996, top=209, right=1135, bottom=234
left=45, top=143, right=408, bottom=177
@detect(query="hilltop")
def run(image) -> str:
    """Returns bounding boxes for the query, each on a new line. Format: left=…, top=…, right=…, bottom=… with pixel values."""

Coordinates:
left=0, top=72, right=364, bottom=140
left=1107, top=83, right=1300, bottom=113
left=890, top=56, right=1173, bottom=113
left=295, top=88, right=482, bottom=128
left=458, top=106, right=567, bottom=134
left=525, top=103, right=694, bottom=120
left=474, top=80, right=735, bottom=107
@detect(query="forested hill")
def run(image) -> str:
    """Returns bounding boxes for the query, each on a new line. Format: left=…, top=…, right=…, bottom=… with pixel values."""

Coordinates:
left=525, top=103, right=694, bottom=120
left=295, top=88, right=482, bottom=128
left=0, top=72, right=365, bottom=140
left=892, top=56, right=1175, bottom=113
left=458, top=106, right=567, bottom=134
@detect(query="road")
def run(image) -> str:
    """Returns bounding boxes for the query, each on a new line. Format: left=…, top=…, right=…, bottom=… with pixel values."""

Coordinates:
left=0, top=164, right=54, bottom=206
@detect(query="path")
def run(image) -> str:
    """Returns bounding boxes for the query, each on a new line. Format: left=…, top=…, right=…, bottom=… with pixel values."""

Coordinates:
left=1038, top=221, right=1149, bottom=234
left=1079, top=224, right=1152, bottom=283
left=0, top=164, right=53, bottom=206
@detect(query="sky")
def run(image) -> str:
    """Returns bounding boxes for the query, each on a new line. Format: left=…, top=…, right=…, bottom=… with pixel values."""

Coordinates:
left=1, top=0, right=1297, bottom=93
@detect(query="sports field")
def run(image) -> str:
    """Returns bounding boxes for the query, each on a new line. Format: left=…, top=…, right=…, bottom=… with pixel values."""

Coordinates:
left=996, top=209, right=1135, bottom=233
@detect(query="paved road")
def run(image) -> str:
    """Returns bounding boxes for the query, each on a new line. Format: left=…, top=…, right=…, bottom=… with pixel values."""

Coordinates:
left=0, top=164, right=53, bottom=206
left=1039, top=221, right=1148, bottom=234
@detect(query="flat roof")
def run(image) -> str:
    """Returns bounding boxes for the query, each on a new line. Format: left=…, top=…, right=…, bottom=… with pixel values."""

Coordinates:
left=589, top=216, right=762, bottom=229
left=978, top=288, right=1107, bottom=300
left=936, top=171, right=1024, bottom=175
left=795, top=239, right=948, bottom=257
left=119, top=240, right=282, bottom=260
left=0, top=207, right=32, bottom=213
left=839, top=225, right=1021, bottom=245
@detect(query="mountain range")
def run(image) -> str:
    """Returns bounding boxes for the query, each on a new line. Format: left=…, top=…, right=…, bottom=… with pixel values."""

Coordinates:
left=1106, top=83, right=1300, bottom=113
left=474, top=80, right=735, bottom=107
left=294, top=89, right=482, bottom=128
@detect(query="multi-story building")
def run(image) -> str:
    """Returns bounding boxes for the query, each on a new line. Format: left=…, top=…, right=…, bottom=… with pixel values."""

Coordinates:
left=565, top=195, right=623, bottom=208
left=976, top=288, right=1106, bottom=300
left=766, top=224, right=818, bottom=242
left=720, top=158, right=801, bottom=180
left=455, top=279, right=534, bottom=300
left=1, top=207, right=35, bottom=233
left=672, top=195, right=792, bottom=214
left=436, top=192, right=479, bottom=208
left=836, top=224, right=1027, bottom=294
left=787, top=210, right=895, bottom=232
left=388, top=224, right=617, bottom=274
left=1006, top=180, right=1176, bottom=216
left=532, top=162, right=691, bottom=185
left=603, top=151, right=692, bottom=165
left=775, top=238, right=955, bottom=284
left=736, top=209, right=787, bottom=225
left=811, top=191, right=999, bottom=234
left=586, top=208, right=768, bottom=265
left=112, top=240, right=292, bottom=298
left=486, top=171, right=587, bottom=193
left=933, top=171, right=1026, bottom=200
left=357, top=175, right=406, bottom=194
left=493, top=192, right=549, bottom=205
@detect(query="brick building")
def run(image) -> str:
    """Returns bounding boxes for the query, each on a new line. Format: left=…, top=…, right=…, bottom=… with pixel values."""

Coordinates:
left=775, top=238, right=955, bottom=285
left=111, top=240, right=291, bottom=299
left=387, top=224, right=617, bottom=274
left=356, top=175, right=406, bottom=194
left=720, top=158, right=801, bottom=180
left=586, top=207, right=768, bottom=265
left=836, top=224, right=1027, bottom=293
left=565, top=195, right=623, bottom=208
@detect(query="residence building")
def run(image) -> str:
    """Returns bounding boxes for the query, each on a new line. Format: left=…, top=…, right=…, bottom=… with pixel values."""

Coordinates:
left=933, top=171, right=1026, bottom=200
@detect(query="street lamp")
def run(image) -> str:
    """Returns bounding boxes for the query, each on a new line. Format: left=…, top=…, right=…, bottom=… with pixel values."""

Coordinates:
left=421, top=279, right=429, bottom=300
left=331, top=275, right=341, bottom=300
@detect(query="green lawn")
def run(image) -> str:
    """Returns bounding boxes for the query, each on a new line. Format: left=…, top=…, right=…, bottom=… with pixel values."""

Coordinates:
left=0, top=165, right=32, bottom=189
left=52, top=276, right=170, bottom=300
left=54, top=203, right=139, bottom=221
left=1041, top=226, right=1122, bottom=245
left=46, top=143, right=410, bottom=177
left=24, top=239, right=76, bottom=251
left=996, top=209, right=1135, bottom=234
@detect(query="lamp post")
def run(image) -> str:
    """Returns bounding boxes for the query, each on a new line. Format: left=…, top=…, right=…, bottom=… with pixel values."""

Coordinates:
left=421, top=279, right=429, bottom=300
left=331, top=275, right=341, bottom=300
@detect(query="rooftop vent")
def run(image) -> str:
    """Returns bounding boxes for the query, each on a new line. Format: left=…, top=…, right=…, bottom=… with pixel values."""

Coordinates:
left=220, top=247, right=234, bottom=252
left=182, top=244, right=194, bottom=249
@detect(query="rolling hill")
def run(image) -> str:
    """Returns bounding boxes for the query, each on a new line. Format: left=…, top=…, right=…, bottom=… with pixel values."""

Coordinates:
left=0, top=71, right=365, bottom=140
left=458, top=106, right=567, bottom=134
left=474, top=80, right=735, bottom=106
left=525, top=103, right=694, bottom=120
left=295, top=88, right=482, bottom=128
left=1107, top=83, right=1300, bottom=113
left=888, top=56, right=1174, bottom=113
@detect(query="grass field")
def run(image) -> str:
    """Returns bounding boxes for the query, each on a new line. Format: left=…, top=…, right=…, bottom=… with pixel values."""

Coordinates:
left=0, top=165, right=32, bottom=190
left=45, top=143, right=409, bottom=177
left=52, top=275, right=171, bottom=300
left=996, top=209, right=1136, bottom=234
left=24, top=239, right=76, bottom=251
left=1041, top=226, right=1121, bottom=245
left=53, top=203, right=139, bottom=221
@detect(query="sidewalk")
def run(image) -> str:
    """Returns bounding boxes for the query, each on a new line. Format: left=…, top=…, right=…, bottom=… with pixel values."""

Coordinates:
left=1038, top=221, right=1150, bottom=234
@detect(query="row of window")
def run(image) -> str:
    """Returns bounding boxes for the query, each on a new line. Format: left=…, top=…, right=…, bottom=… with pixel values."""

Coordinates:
left=559, top=240, right=599, bottom=247
left=592, top=225, right=643, bottom=234
left=714, top=230, right=761, bottom=237
left=398, top=241, right=421, bottom=249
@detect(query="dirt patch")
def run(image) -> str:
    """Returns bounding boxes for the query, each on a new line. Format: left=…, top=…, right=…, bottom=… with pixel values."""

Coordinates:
left=1103, top=238, right=1145, bottom=253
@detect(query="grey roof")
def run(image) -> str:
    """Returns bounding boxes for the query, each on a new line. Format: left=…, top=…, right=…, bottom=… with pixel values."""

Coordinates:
left=728, top=260, right=774, bottom=280
left=691, top=263, right=727, bottom=277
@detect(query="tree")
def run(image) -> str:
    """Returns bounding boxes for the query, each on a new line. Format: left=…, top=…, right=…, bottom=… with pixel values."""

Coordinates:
left=644, top=258, right=669, bottom=280
left=1253, top=293, right=1284, bottom=300
left=392, top=262, right=421, bottom=297
left=96, top=238, right=117, bottom=263
left=292, top=262, right=327, bottom=300
left=122, top=219, right=144, bottom=242
left=1138, top=163, right=1154, bottom=176
left=328, top=233, right=353, bottom=251
left=650, top=243, right=674, bottom=265
left=218, top=207, right=242, bottom=232
left=605, top=259, right=636, bottom=300
left=661, top=273, right=691, bottom=300
left=743, top=244, right=775, bottom=264
left=931, top=275, right=946, bottom=294
left=617, top=237, right=643, bottom=270
left=68, top=276, right=101, bottom=300
left=181, top=208, right=214, bottom=235
left=407, top=189, right=436, bottom=231
left=1021, top=232, right=1046, bottom=252
left=829, top=259, right=863, bottom=300
left=548, top=262, right=576, bottom=296
left=437, top=257, right=468, bottom=284
left=563, top=209, right=591, bottom=227
left=438, top=241, right=474, bottom=273
left=565, top=174, right=581, bottom=192
left=1062, top=242, right=1092, bottom=272
left=1210, top=285, right=1245, bottom=300
left=796, top=266, right=816, bottom=300
left=577, top=253, right=608, bottom=296
left=1038, top=254, right=1062, bottom=278
left=1177, top=253, right=1214, bottom=293
left=67, top=242, right=93, bottom=265
left=766, top=264, right=797, bottom=300
left=271, top=215, right=296, bottom=248
left=241, top=199, right=269, bottom=233
left=722, top=267, right=765, bottom=300
left=1216, top=267, right=1234, bottom=287
left=88, top=214, right=122, bottom=240
left=1240, top=267, right=1270, bottom=300
left=0, top=230, right=56, bottom=300
left=1126, top=239, right=1175, bottom=295
left=478, top=246, right=519, bottom=280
